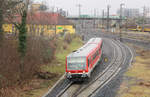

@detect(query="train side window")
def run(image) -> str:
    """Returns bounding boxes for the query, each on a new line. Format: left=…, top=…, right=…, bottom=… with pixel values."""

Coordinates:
left=93, top=50, right=98, bottom=60
left=101, top=42, right=103, bottom=48
left=95, top=51, right=97, bottom=58
left=91, top=57, right=93, bottom=65
left=91, top=56, right=93, bottom=63
left=93, top=54, right=95, bottom=60
left=88, top=59, right=90, bottom=67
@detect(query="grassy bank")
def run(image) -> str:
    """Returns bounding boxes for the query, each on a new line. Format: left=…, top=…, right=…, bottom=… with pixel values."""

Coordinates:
left=117, top=45, right=150, bottom=97
left=42, top=36, right=83, bottom=74
left=23, top=35, right=83, bottom=97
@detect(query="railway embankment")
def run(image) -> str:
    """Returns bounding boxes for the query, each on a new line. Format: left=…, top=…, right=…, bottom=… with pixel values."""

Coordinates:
left=117, top=44, right=150, bottom=97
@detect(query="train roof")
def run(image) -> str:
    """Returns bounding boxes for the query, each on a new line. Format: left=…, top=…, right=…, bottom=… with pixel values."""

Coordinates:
left=67, top=38, right=102, bottom=58
left=86, top=38, right=102, bottom=44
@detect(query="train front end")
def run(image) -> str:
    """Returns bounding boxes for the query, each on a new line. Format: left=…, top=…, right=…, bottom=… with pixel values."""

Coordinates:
left=65, top=56, right=88, bottom=80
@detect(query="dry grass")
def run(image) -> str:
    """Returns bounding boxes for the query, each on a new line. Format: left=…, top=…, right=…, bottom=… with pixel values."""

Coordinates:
left=117, top=45, right=150, bottom=97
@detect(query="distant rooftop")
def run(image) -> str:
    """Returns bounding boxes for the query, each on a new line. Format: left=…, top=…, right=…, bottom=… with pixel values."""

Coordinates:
left=5, top=12, right=74, bottom=25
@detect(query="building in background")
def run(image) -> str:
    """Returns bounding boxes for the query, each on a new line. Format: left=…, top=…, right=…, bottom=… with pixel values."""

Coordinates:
left=144, top=7, right=150, bottom=18
left=31, top=4, right=42, bottom=12
left=3, top=12, right=75, bottom=36
left=56, top=8, right=68, bottom=17
left=117, top=8, right=140, bottom=18
left=31, top=3, right=48, bottom=12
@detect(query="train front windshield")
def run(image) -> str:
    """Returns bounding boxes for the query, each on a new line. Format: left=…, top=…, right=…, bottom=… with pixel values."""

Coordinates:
left=67, top=57, right=86, bottom=70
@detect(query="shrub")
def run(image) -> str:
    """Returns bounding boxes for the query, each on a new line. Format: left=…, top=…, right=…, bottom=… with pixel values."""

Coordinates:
left=63, top=42, right=68, bottom=50
left=59, top=31, right=65, bottom=37
left=0, top=38, right=20, bottom=88
left=64, top=33, right=72, bottom=44
left=0, top=87, right=21, bottom=97
left=0, top=35, right=56, bottom=95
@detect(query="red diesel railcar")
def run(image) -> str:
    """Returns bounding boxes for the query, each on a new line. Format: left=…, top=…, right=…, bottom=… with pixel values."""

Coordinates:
left=66, top=38, right=103, bottom=80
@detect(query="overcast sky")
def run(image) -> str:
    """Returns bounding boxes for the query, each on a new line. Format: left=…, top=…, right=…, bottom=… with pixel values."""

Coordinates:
left=34, top=0, right=150, bottom=16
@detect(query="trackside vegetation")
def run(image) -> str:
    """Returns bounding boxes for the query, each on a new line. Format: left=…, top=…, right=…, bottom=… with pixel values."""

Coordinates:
left=117, top=45, right=150, bottom=97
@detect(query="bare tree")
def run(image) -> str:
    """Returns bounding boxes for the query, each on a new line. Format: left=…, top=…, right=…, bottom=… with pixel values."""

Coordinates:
left=0, top=0, right=7, bottom=43
left=0, top=0, right=24, bottom=44
left=5, top=0, right=31, bottom=80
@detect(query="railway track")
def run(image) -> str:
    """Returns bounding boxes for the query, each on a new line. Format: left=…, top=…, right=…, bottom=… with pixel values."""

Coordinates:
left=43, top=38, right=132, bottom=97
left=43, top=78, right=72, bottom=97
left=55, top=39, right=127, bottom=97
left=89, top=40, right=127, bottom=97
left=56, top=81, right=73, bottom=97
left=78, top=40, right=126, bottom=97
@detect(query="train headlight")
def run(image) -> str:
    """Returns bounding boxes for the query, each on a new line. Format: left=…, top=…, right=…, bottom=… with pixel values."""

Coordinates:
left=67, top=72, right=72, bottom=78
left=82, top=71, right=87, bottom=77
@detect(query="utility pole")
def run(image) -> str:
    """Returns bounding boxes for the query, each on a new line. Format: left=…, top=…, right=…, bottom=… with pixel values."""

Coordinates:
left=107, top=5, right=110, bottom=32
left=102, top=9, right=105, bottom=29
left=142, top=6, right=146, bottom=32
left=94, top=9, right=96, bottom=28
left=119, top=3, right=124, bottom=42
left=76, top=4, right=82, bottom=34
left=67, top=11, right=69, bottom=16
left=77, top=4, right=82, bottom=17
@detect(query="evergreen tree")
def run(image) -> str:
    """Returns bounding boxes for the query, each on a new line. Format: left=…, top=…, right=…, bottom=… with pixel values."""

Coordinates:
left=17, top=9, right=28, bottom=81
left=0, top=1, right=4, bottom=44
left=17, top=10, right=27, bottom=58
left=13, top=0, right=29, bottom=80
